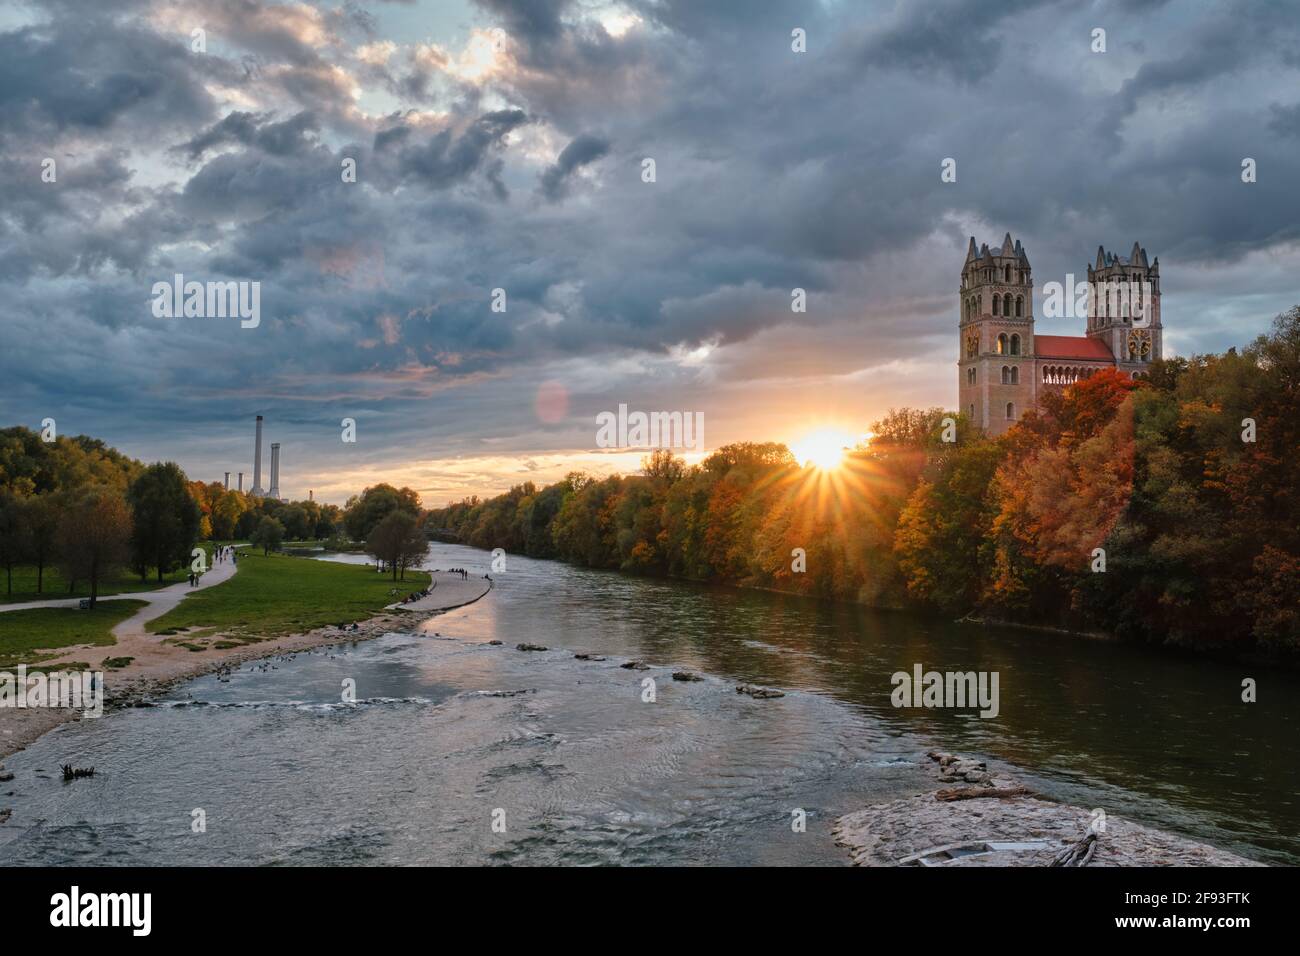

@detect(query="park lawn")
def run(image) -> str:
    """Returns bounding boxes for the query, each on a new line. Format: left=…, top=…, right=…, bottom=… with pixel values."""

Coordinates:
left=0, top=542, right=217, bottom=605
left=146, top=551, right=430, bottom=640
left=0, top=600, right=147, bottom=669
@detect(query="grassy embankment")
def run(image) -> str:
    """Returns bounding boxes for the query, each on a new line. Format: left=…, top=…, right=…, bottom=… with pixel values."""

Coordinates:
left=0, top=542, right=221, bottom=605
left=0, top=600, right=147, bottom=669
left=146, top=550, right=430, bottom=648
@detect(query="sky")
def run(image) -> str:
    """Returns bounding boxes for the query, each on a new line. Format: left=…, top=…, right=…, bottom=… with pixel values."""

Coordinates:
left=2, top=0, right=1299, bottom=506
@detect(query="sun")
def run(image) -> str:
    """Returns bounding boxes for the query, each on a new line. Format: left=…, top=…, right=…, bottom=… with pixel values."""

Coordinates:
left=791, top=428, right=856, bottom=471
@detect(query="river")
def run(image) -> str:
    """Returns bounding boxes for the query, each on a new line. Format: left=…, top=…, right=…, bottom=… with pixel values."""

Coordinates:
left=0, top=543, right=1295, bottom=865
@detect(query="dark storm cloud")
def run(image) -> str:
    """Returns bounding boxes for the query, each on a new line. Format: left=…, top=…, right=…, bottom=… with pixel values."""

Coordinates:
left=850, top=0, right=1058, bottom=84
left=0, top=11, right=215, bottom=147
left=473, top=0, right=568, bottom=44
left=4, top=0, right=1300, bottom=490
left=176, top=111, right=323, bottom=159
left=538, top=133, right=610, bottom=200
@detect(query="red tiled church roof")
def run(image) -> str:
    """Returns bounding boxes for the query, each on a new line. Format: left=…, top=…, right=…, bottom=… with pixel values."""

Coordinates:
left=1034, top=335, right=1114, bottom=360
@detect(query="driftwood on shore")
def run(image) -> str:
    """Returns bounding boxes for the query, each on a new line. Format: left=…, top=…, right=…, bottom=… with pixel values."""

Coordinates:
left=1051, top=832, right=1100, bottom=867
left=935, top=785, right=1033, bottom=802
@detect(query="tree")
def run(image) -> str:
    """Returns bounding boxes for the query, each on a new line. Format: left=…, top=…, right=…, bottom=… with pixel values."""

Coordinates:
left=251, top=516, right=285, bottom=556
left=279, top=504, right=311, bottom=541
left=0, top=491, right=24, bottom=595
left=210, top=489, right=247, bottom=540
left=343, top=484, right=421, bottom=541
left=366, top=511, right=427, bottom=581
left=55, top=487, right=132, bottom=608
left=20, top=494, right=61, bottom=593
left=128, top=462, right=201, bottom=581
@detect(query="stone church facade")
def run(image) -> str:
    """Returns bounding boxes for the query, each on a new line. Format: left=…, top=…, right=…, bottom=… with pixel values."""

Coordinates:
left=958, top=234, right=1163, bottom=435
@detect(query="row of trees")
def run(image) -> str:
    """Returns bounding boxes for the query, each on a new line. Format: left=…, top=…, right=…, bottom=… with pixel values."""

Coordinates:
left=426, top=308, right=1300, bottom=657
left=186, top=481, right=344, bottom=543
left=0, top=433, right=204, bottom=605
left=1, top=429, right=434, bottom=600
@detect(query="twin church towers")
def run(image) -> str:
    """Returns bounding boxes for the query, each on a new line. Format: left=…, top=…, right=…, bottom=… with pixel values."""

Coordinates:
left=957, top=234, right=1163, bottom=435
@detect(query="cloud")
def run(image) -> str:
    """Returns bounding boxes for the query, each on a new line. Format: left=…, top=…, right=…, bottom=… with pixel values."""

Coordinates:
left=3, top=0, right=1300, bottom=503
left=538, top=132, right=610, bottom=200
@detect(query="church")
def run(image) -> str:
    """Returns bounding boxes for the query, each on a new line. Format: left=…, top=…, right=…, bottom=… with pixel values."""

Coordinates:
left=958, top=234, right=1163, bottom=435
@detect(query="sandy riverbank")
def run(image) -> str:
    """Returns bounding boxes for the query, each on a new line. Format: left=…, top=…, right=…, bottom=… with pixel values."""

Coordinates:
left=0, top=571, right=491, bottom=761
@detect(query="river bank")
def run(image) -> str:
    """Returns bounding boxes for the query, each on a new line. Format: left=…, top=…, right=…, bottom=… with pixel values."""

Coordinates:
left=833, top=751, right=1263, bottom=866
left=0, top=570, right=490, bottom=761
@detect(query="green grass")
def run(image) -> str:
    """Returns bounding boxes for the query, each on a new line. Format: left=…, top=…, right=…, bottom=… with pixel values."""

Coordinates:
left=146, top=551, right=430, bottom=640
left=1, top=542, right=217, bottom=605
left=0, top=600, right=147, bottom=669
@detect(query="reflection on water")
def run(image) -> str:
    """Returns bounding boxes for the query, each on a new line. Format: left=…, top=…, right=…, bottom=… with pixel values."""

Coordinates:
left=0, top=544, right=1295, bottom=865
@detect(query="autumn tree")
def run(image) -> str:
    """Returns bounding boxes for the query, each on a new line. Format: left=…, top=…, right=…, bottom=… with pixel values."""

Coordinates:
left=55, top=487, right=132, bottom=608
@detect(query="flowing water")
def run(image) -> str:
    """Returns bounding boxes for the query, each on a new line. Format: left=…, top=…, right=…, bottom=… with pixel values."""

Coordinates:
left=0, top=543, right=1296, bottom=865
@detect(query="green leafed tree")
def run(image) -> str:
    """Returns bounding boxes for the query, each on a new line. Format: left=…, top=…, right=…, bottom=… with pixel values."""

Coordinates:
left=127, top=462, right=201, bottom=581
left=366, top=510, right=428, bottom=581
left=251, top=516, right=286, bottom=556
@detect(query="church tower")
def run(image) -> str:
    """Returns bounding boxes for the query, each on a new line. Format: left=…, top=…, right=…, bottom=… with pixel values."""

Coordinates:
left=1087, top=241, right=1162, bottom=373
left=958, top=233, right=1035, bottom=435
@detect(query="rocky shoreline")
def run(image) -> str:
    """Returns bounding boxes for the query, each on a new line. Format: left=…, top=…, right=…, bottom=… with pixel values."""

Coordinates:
left=833, top=750, right=1262, bottom=867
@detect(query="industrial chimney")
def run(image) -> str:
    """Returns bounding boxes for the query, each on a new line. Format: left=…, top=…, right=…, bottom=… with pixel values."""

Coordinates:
left=269, top=443, right=281, bottom=500
left=251, top=415, right=265, bottom=496
left=224, top=472, right=230, bottom=490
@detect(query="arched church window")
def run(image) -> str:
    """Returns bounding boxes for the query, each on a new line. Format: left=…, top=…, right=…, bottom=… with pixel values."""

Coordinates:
left=1003, top=296, right=1011, bottom=317
left=997, top=333, right=1007, bottom=354
left=1015, top=295, right=1024, bottom=317
left=1010, top=333, right=1021, bottom=355
left=1005, top=402, right=1015, bottom=420
left=1010, top=366, right=1019, bottom=384
left=1001, top=365, right=1010, bottom=384
left=1004, top=265, right=1011, bottom=282
left=993, top=293, right=1001, bottom=315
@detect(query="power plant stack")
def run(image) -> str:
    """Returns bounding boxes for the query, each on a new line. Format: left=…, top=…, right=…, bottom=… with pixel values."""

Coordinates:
left=224, top=472, right=230, bottom=490
left=269, top=443, right=281, bottom=500
left=237, top=472, right=244, bottom=492
left=251, top=415, right=266, bottom=497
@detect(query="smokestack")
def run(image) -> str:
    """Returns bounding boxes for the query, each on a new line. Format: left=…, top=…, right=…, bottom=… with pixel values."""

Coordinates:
left=224, top=472, right=230, bottom=490
left=238, top=472, right=243, bottom=492
left=309, top=490, right=313, bottom=502
left=251, top=415, right=265, bottom=497
left=269, top=443, right=281, bottom=500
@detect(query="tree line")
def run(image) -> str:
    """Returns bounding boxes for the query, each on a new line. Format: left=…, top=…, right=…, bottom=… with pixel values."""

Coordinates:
left=0, top=429, right=422, bottom=602
left=425, top=308, right=1300, bottom=658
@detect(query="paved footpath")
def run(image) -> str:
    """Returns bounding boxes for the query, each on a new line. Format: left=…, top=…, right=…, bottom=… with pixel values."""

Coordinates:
left=0, top=554, right=240, bottom=642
